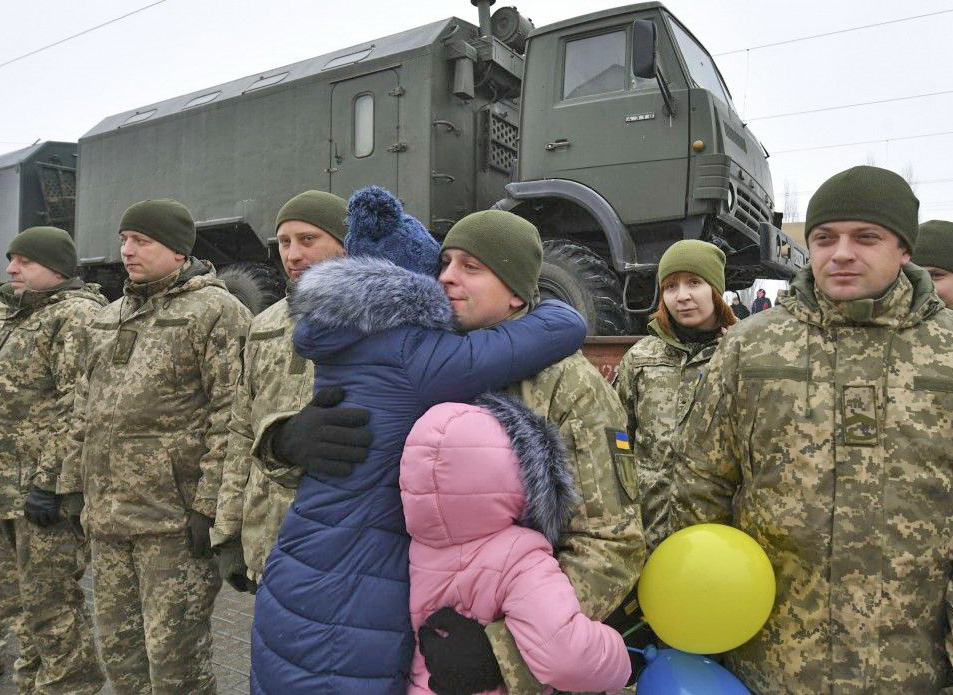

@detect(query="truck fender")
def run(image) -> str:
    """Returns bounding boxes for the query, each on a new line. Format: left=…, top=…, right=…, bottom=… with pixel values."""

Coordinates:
left=493, top=179, right=636, bottom=273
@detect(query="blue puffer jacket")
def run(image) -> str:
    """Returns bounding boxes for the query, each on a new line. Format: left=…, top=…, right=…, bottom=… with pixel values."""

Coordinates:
left=250, top=257, right=587, bottom=694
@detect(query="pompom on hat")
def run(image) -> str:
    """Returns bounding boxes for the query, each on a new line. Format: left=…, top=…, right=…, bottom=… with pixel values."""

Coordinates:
left=344, top=186, right=440, bottom=277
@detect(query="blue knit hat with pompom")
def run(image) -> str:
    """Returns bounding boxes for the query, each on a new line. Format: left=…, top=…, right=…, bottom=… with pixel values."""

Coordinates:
left=344, top=186, right=441, bottom=277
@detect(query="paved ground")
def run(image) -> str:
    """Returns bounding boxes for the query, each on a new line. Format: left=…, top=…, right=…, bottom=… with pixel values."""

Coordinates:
left=0, top=572, right=255, bottom=694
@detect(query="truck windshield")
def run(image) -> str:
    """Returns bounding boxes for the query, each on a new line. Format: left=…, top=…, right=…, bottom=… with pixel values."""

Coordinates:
left=668, top=19, right=735, bottom=111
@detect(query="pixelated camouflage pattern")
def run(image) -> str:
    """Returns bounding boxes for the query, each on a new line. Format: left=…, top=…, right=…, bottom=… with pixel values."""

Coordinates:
left=91, top=534, right=221, bottom=694
left=674, top=264, right=953, bottom=694
left=0, top=280, right=107, bottom=514
left=485, top=350, right=646, bottom=693
left=614, top=322, right=718, bottom=551
left=0, top=521, right=21, bottom=664
left=11, top=517, right=103, bottom=694
left=61, top=260, right=250, bottom=537
left=211, top=297, right=313, bottom=581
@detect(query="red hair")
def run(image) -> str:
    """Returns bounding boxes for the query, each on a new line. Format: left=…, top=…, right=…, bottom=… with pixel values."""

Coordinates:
left=650, top=271, right=736, bottom=338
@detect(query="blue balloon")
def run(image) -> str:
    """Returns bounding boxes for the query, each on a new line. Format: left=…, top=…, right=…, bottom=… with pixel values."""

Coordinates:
left=636, top=647, right=750, bottom=694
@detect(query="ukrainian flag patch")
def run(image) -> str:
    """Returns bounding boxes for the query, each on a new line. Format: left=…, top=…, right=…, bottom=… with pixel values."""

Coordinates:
left=614, top=431, right=630, bottom=451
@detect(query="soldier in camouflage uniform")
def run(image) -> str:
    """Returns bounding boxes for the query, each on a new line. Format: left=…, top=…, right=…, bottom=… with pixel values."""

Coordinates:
left=615, top=240, right=735, bottom=553
left=60, top=200, right=251, bottom=694
left=211, top=191, right=347, bottom=590
left=1, top=227, right=105, bottom=694
left=674, top=166, right=953, bottom=693
left=913, top=219, right=953, bottom=308
left=412, top=211, right=645, bottom=694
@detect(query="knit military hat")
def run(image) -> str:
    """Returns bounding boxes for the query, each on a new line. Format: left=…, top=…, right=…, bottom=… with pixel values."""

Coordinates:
left=441, top=210, right=543, bottom=306
left=6, top=226, right=77, bottom=278
left=656, top=239, right=726, bottom=295
left=119, top=198, right=195, bottom=255
left=805, top=166, right=920, bottom=250
left=345, top=186, right=440, bottom=276
left=914, top=220, right=953, bottom=273
left=276, top=190, right=347, bottom=244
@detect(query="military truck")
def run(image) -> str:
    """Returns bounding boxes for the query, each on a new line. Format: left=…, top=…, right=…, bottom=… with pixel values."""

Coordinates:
left=73, top=1, right=804, bottom=327
left=1, top=141, right=77, bottom=258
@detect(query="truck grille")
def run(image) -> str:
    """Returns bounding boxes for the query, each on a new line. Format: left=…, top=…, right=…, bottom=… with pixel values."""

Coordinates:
left=734, top=185, right=770, bottom=235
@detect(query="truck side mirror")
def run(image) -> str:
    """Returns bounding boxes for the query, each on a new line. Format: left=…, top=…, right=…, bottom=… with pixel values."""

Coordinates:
left=632, top=19, right=657, bottom=79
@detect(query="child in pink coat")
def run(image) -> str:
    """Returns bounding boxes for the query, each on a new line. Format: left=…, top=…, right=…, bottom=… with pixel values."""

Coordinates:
left=399, top=393, right=631, bottom=694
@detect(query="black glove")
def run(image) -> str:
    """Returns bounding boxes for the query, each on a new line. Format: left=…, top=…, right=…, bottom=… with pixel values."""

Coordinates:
left=418, top=607, right=503, bottom=695
left=185, top=511, right=214, bottom=559
left=24, top=486, right=61, bottom=527
left=272, top=387, right=372, bottom=477
left=215, top=539, right=255, bottom=593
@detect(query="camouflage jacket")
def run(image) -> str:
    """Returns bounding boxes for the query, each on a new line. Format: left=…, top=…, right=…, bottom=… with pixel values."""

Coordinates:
left=0, top=280, right=107, bottom=518
left=674, top=264, right=953, bottom=694
left=62, top=260, right=250, bottom=538
left=487, top=350, right=646, bottom=693
left=211, top=297, right=313, bottom=580
left=614, top=321, right=718, bottom=551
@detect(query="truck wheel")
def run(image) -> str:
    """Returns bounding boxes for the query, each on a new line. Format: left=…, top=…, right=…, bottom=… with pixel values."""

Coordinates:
left=539, top=239, right=628, bottom=335
left=218, top=262, right=285, bottom=315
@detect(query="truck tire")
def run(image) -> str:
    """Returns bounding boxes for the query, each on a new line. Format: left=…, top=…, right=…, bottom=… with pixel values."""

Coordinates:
left=538, top=239, right=628, bottom=336
left=218, top=262, right=285, bottom=315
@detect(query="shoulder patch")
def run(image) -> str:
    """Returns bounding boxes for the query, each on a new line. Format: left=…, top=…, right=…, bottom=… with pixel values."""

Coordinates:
left=248, top=328, right=285, bottom=341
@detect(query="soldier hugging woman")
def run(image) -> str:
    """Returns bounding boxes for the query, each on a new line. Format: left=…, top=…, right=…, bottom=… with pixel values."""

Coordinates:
left=248, top=186, right=619, bottom=694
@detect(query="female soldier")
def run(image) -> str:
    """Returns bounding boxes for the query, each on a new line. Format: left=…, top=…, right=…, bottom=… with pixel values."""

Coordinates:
left=614, top=240, right=736, bottom=552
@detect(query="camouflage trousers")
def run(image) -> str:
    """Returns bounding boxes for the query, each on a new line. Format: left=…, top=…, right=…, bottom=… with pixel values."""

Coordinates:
left=0, top=521, right=20, bottom=667
left=91, top=534, right=221, bottom=695
left=2, top=518, right=104, bottom=695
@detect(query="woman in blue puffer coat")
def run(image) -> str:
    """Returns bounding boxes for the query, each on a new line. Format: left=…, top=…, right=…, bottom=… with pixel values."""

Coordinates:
left=250, top=187, right=587, bottom=694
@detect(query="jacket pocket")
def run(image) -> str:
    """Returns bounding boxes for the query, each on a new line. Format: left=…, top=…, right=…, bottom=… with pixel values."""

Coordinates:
left=112, top=434, right=184, bottom=513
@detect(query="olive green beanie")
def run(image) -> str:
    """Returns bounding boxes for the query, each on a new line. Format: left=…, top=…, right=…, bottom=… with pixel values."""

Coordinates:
left=276, top=191, right=347, bottom=243
left=119, top=198, right=196, bottom=255
left=441, top=210, right=543, bottom=306
left=6, top=226, right=77, bottom=278
left=805, top=166, right=920, bottom=250
left=914, top=220, right=953, bottom=273
left=656, top=239, right=726, bottom=295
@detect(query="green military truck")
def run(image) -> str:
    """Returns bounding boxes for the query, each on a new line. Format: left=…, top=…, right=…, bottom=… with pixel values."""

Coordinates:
left=74, top=1, right=804, bottom=328
left=1, top=141, right=78, bottom=257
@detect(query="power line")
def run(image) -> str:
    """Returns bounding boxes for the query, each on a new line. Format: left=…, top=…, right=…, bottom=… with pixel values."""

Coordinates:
left=747, top=89, right=953, bottom=121
left=0, top=0, right=168, bottom=70
left=714, top=8, right=953, bottom=56
left=772, top=129, right=953, bottom=155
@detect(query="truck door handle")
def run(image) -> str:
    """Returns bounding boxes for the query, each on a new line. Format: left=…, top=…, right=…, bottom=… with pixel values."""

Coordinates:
left=545, top=139, right=571, bottom=151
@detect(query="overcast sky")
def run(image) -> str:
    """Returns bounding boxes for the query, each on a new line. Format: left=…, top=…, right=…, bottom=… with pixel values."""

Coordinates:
left=2, top=0, right=952, bottom=221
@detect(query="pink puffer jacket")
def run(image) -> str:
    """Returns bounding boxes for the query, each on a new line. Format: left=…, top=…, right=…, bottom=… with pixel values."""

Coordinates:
left=400, top=394, right=631, bottom=694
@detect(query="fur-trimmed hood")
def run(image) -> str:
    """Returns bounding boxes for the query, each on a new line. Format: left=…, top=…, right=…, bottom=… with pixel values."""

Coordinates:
left=400, top=393, right=579, bottom=548
left=289, top=256, right=453, bottom=359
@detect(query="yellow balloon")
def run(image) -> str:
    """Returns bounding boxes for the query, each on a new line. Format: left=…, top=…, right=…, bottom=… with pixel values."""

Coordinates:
left=637, top=523, right=776, bottom=654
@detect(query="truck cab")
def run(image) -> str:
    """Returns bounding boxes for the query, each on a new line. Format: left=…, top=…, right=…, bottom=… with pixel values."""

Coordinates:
left=496, top=2, right=804, bottom=333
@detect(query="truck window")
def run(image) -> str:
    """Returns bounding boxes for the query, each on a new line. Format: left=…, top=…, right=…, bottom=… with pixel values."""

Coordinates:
left=668, top=20, right=734, bottom=109
left=354, top=93, right=374, bottom=158
left=562, top=30, right=627, bottom=100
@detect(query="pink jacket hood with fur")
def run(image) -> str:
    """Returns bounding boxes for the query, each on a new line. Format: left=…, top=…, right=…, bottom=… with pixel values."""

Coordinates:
left=400, top=394, right=630, bottom=694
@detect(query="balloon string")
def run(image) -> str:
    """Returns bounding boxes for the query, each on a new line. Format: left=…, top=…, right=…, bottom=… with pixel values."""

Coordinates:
left=621, top=621, right=647, bottom=639
left=626, top=646, right=647, bottom=655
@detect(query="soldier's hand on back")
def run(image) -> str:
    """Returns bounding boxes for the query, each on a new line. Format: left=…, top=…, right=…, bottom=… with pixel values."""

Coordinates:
left=23, top=486, right=61, bottom=527
left=185, top=510, right=214, bottom=559
left=273, top=387, right=373, bottom=477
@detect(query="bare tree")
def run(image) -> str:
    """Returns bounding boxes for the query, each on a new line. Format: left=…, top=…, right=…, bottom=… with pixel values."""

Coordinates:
left=902, top=162, right=917, bottom=195
left=783, top=180, right=800, bottom=222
